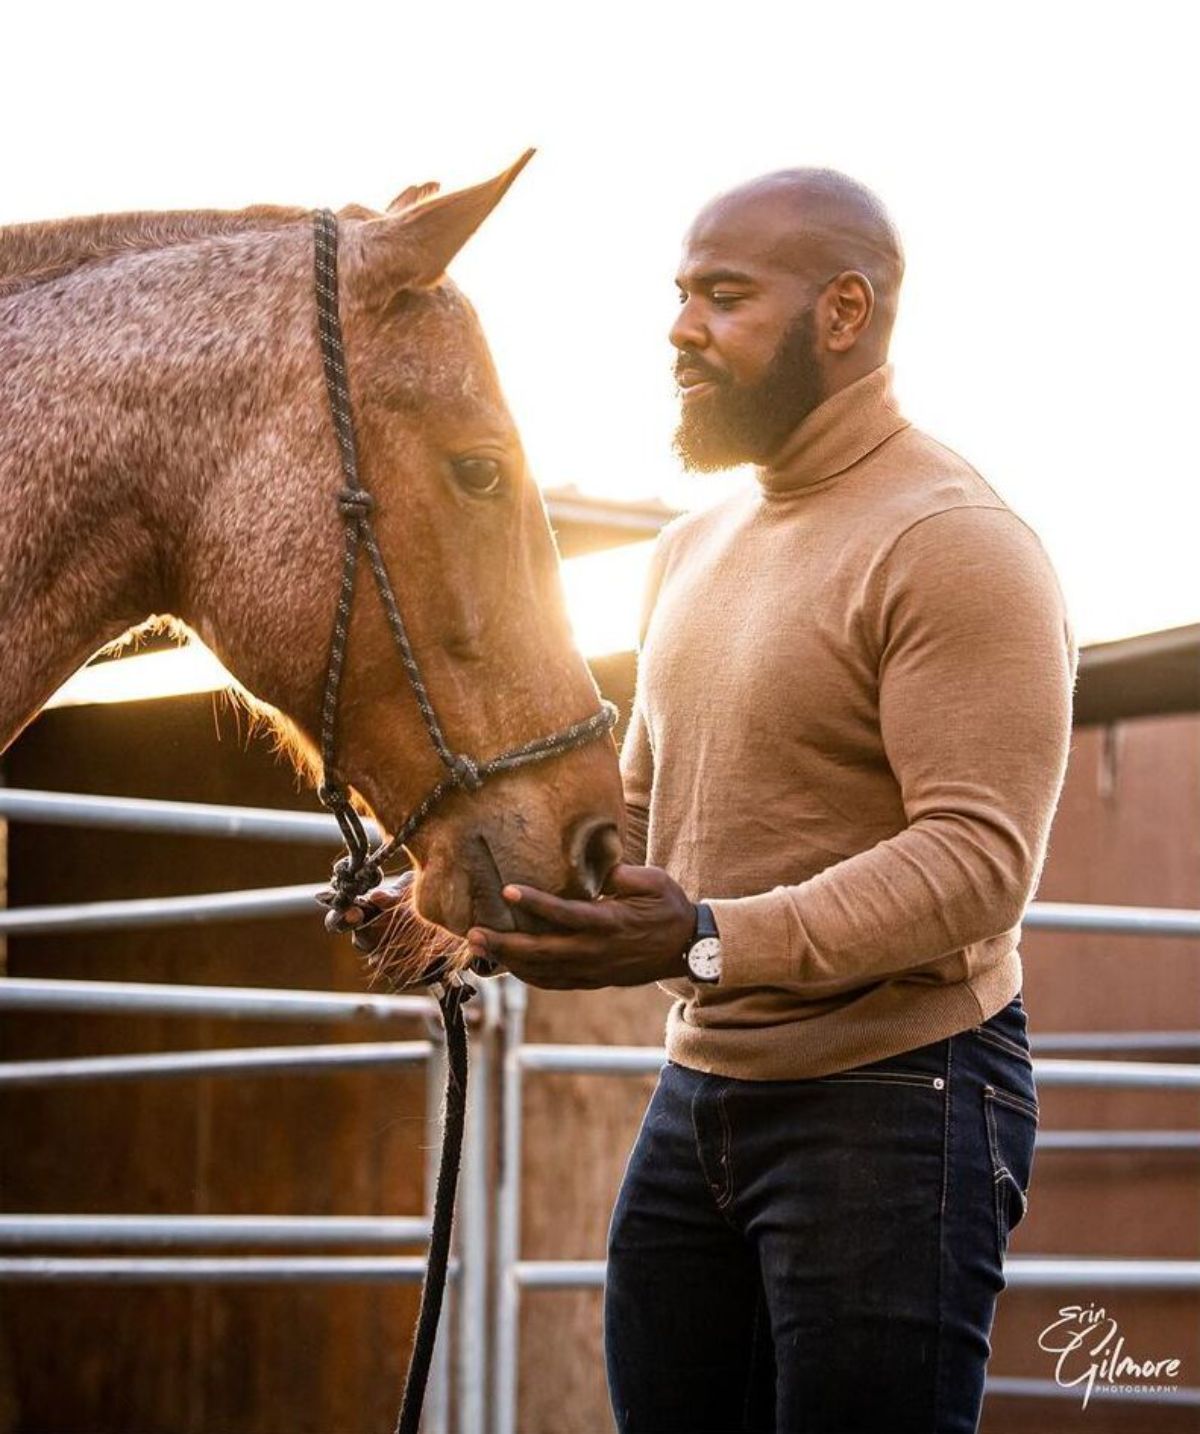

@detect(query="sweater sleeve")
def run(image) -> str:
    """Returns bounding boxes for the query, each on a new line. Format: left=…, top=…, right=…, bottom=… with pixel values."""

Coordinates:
left=618, top=527, right=675, bottom=867
left=707, top=505, right=1078, bottom=993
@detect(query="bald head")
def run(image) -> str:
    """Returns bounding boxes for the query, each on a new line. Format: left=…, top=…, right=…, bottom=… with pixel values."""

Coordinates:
left=687, top=167, right=905, bottom=356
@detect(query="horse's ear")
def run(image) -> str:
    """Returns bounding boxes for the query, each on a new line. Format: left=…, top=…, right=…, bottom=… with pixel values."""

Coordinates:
left=357, top=150, right=534, bottom=297
left=385, top=181, right=440, bottom=214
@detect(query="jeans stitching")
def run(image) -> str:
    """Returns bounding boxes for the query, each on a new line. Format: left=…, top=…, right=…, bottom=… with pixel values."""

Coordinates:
left=982, top=1087, right=1034, bottom=1266
left=689, top=1079, right=739, bottom=1227
left=969, top=1026, right=1033, bottom=1066
left=987, top=1083, right=1040, bottom=1121
left=933, top=1035, right=954, bottom=1428
left=715, top=1087, right=735, bottom=1210
left=982, top=1092, right=1009, bottom=1267
left=687, top=1080, right=710, bottom=1199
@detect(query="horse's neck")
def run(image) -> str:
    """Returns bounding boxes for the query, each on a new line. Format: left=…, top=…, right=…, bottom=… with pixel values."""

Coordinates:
left=0, top=228, right=303, bottom=752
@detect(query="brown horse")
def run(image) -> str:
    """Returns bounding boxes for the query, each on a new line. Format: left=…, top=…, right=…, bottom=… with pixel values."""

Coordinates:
left=0, top=154, right=625, bottom=973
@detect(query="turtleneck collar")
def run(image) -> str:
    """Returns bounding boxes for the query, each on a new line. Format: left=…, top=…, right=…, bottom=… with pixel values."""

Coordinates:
left=756, top=362, right=909, bottom=498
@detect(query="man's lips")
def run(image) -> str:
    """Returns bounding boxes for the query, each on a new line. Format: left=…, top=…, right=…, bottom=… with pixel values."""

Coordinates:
left=676, top=366, right=723, bottom=399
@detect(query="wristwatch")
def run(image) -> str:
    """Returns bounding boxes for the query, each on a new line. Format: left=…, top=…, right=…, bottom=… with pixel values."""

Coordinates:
left=683, top=902, right=722, bottom=983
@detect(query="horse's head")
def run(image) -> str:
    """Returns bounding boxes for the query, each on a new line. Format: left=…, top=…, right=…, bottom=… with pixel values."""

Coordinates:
left=178, top=156, right=625, bottom=945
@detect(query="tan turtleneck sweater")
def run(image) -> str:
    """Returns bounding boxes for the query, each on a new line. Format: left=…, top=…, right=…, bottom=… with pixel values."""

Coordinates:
left=620, top=363, right=1078, bottom=1080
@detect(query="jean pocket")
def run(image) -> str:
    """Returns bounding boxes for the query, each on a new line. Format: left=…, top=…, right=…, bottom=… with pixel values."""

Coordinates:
left=811, top=1068, right=947, bottom=1091
left=969, top=995, right=1034, bottom=1067
left=982, top=1081, right=1039, bottom=1263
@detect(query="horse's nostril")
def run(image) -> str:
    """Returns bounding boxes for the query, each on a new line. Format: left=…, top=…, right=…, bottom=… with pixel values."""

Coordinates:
left=568, top=817, right=622, bottom=899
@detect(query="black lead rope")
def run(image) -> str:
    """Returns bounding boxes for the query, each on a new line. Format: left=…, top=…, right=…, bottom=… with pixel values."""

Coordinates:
left=395, top=979, right=471, bottom=1434
left=308, top=208, right=618, bottom=1434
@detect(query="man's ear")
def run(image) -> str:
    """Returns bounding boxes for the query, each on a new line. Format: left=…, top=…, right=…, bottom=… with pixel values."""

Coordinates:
left=354, top=150, right=534, bottom=302
left=824, top=271, right=875, bottom=352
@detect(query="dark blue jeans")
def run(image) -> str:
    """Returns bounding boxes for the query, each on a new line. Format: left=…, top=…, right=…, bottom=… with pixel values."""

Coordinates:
left=604, top=994, right=1039, bottom=1433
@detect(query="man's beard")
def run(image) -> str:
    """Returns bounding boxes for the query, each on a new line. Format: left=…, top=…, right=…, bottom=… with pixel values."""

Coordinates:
left=673, top=307, right=824, bottom=472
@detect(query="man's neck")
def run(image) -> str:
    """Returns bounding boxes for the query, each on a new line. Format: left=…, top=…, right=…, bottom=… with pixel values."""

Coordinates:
left=755, top=362, right=908, bottom=498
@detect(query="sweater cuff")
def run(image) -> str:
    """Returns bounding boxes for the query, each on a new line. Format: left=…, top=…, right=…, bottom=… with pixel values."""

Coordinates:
left=706, top=889, right=798, bottom=987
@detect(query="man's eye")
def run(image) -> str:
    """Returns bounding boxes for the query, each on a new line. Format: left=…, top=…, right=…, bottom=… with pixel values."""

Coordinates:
left=711, top=292, right=743, bottom=309
left=451, top=457, right=504, bottom=496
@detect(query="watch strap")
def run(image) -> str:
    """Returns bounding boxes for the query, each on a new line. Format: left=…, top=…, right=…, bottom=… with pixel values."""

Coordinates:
left=692, top=901, right=718, bottom=943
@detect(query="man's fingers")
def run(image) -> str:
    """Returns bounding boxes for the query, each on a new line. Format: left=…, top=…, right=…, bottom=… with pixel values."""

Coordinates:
left=368, top=873, right=415, bottom=912
left=501, top=884, right=610, bottom=930
left=602, top=863, right=668, bottom=897
left=468, top=926, right=598, bottom=965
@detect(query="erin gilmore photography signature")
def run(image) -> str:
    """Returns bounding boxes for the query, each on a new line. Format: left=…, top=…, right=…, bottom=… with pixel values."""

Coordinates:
left=1037, top=1302, right=1184, bottom=1409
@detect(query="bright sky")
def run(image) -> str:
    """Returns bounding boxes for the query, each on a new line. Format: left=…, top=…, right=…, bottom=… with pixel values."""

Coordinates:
left=7, top=0, right=1197, bottom=687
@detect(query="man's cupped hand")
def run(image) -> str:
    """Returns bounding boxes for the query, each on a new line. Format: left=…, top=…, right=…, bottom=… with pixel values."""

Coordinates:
left=467, top=863, right=696, bottom=990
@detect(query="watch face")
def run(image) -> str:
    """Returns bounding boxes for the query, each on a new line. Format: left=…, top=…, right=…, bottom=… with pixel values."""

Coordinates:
left=687, top=936, right=722, bottom=982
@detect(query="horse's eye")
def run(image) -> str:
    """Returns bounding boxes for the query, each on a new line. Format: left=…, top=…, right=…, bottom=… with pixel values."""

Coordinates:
left=452, top=457, right=504, bottom=496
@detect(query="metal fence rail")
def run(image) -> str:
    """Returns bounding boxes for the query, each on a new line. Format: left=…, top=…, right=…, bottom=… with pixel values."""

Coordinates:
left=0, top=787, right=380, bottom=846
left=0, top=1256, right=449, bottom=1284
left=0, top=1040, right=435, bottom=1087
left=510, top=1257, right=1200, bottom=1291
left=0, top=976, right=436, bottom=1023
left=1036, top=1130, right=1200, bottom=1151
left=0, top=1215, right=433, bottom=1248
left=987, top=1374, right=1200, bottom=1407
left=0, top=882, right=325, bottom=935
left=1032, top=1030, right=1200, bottom=1053
left=1022, top=901, right=1200, bottom=937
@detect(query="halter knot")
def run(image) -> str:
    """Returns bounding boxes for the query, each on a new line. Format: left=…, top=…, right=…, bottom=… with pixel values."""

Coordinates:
left=338, top=487, right=375, bottom=518
left=328, top=853, right=383, bottom=907
left=447, top=753, right=484, bottom=792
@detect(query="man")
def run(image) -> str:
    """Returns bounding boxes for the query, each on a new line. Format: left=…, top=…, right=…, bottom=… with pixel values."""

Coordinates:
left=373, top=168, right=1078, bottom=1430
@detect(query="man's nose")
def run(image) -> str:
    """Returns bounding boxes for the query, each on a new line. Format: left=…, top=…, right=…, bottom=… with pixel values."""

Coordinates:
left=669, top=297, right=707, bottom=353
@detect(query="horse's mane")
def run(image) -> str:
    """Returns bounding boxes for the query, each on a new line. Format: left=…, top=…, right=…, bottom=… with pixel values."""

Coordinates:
left=0, top=199, right=403, bottom=300
left=0, top=183, right=443, bottom=301
left=0, top=205, right=313, bottom=299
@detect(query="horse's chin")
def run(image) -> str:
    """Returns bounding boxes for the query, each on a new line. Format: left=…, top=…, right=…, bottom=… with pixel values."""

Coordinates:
left=412, top=832, right=553, bottom=940
left=351, top=840, right=556, bottom=992
left=412, top=836, right=517, bottom=937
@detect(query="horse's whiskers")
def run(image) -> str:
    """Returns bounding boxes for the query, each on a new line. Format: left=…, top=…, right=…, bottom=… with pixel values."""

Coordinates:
left=360, top=887, right=468, bottom=992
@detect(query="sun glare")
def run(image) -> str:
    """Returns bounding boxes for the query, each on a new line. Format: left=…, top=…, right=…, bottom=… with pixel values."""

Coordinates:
left=44, top=544, right=659, bottom=709
left=45, top=644, right=240, bottom=709
left=560, top=540, right=657, bottom=660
